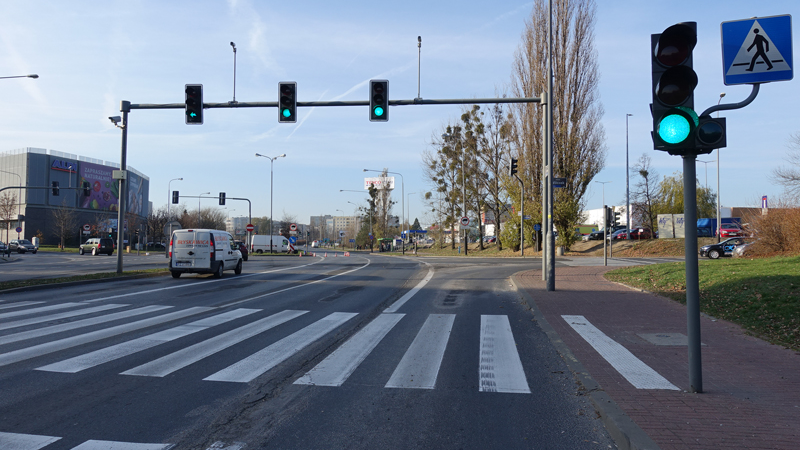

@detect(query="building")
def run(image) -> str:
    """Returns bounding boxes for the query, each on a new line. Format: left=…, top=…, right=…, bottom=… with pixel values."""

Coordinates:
left=0, top=147, right=150, bottom=245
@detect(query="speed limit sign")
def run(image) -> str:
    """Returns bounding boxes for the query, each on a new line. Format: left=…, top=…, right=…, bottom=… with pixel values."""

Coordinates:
left=460, top=216, right=470, bottom=226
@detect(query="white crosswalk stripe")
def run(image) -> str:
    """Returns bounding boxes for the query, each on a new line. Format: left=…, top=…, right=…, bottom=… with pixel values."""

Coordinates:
left=0, top=301, right=44, bottom=311
left=0, top=431, right=60, bottom=450
left=0, top=304, right=128, bottom=332
left=386, top=314, right=455, bottom=389
left=0, top=302, right=84, bottom=320
left=37, top=309, right=259, bottom=373
left=204, top=312, right=358, bottom=383
left=70, top=440, right=173, bottom=449
left=479, top=315, right=531, bottom=393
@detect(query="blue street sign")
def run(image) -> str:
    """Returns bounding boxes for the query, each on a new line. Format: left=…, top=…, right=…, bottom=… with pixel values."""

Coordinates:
left=722, top=14, right=793, bottom=85
left=289, top=236, right=297, bottom=244
left=553, top=177, right=567, bottom=188
left=534, top=224, right=542, bottom=231
left=349, top=239, right=355, bottom=243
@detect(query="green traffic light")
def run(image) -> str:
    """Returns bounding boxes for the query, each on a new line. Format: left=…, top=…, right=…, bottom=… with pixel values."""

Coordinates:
left=373, top=106, right=384, bottom=117
left=282, top=108, right=292, bottom=118
left=658, top=113, right=691, bottom=144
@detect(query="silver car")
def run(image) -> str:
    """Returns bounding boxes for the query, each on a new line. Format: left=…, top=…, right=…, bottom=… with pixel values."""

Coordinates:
left=9, top=239, right=37, bottom=254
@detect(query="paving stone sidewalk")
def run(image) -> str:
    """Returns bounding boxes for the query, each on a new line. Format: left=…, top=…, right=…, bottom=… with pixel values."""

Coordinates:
left=514, top=266, right=799, bottom=450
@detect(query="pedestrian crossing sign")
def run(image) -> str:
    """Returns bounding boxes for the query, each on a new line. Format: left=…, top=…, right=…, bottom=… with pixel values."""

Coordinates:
left=721, top=14, right=793, bottom=85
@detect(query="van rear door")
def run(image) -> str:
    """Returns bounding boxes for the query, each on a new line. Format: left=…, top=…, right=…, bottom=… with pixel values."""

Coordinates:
left=172, top=230, right=212, bottom=269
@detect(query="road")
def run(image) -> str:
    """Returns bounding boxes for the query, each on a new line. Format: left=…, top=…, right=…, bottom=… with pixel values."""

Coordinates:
left=0, top=253, right=646, bottom=449
left=0, top=251, right=169, bottom=283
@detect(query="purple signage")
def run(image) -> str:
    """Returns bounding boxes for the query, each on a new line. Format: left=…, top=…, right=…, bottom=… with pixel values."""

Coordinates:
left=79, top=162, right=119, bottom=211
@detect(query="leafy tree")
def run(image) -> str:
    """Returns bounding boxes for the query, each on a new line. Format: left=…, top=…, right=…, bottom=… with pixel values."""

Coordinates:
left=423, top=125, right=464, bottom=249
left=654, top=171, right=716, bottom=221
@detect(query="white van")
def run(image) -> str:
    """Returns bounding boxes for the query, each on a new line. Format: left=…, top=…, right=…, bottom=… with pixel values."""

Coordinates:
left=251, top=234, right=292, bottom=253
left=169, top=229, right=242, bottom=278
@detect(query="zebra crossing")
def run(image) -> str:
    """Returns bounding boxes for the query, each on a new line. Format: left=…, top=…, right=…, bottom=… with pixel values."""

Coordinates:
left=0, top=431, right=173, bottom=450
left=0, top=299, right=533, bottom=393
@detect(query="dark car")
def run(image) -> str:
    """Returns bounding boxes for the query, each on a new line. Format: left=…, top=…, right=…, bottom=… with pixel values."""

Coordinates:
left=9, top=239, right=37, bottom=254
left=234, top=241, right=248, bottom=261
left=699, top=237, right=746, bottom=259
left=588, top=225, right=625, bottom=240
left=609, top=229, right=629, bottom=240
left=79, top=237, right=115, bottom=255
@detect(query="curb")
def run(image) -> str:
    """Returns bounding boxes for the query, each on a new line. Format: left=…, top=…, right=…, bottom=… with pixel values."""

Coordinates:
left=509, top=273, right=661, bottom=450
left=0, top=271, right=170, bottom=295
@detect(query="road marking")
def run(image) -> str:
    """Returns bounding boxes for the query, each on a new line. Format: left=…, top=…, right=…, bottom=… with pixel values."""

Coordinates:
left=385, top=314, right=454, bottom=389
left=295, top=313, right=405, bottom=387
left=83, top=258, right=326, bottom=303
left=0, top=307, right=212, bottom=368
left=36, top=309, right=259, bottom=373
left=0, top=301, right=44, bottom=311
left=0, top=303, right=88, bottom=320
left=562, top=315, right=679, bottom=390
left=0, top=304, right=128, bottom=332
left=479, top=315, right=530, bottom=393
left=0, top=431, right=60, bottom=450
left=0, top=305, right=172, bottom=346
left=204, top=312, right=358, bottom=383
left=71, top=440, right=173, bottom=449
left=384, top=261, right=434, bottom=313
left=122, top=310, right=308, bottom=377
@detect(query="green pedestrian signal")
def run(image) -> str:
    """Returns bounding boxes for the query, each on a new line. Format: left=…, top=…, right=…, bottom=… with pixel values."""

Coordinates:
left=369, top=80, right=389, bottom=122
left=278, top=82, right=297, bottom=123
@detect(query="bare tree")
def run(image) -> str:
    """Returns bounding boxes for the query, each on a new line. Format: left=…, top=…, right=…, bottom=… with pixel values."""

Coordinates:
left=630, top=154, right=660, bottom=232
left=509, top=0, right=606, bottom=249
left=0, top=192, right=17, bottom=243
left=147, top=206, right=170, bottom=245
left=279, top=210, right=298, bottom=238
left=772, top=132, right=800, bottom=200
left=51, top=199, right=78, bottom=250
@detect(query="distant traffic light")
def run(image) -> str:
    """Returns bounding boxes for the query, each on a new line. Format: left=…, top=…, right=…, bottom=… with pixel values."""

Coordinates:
left=510, top=158, right=518, bottom=176
left=51, top=181, right=59, bottom=196
left=219, top=192, right=226, bottom=206
left=278, top=82, right=297, bottom=123
left=651, top=22, right=697, bottom=154
left=369, top=80, right=389, bottom=122
left=83, top=181, right=91, bottom=197
left=613, top=208, right=621, bottom=227
left=185, top=84, right=204, bottom=125
left=605, top=206, right=612, bottom=228
left=172, top=191, right=179, bottom=204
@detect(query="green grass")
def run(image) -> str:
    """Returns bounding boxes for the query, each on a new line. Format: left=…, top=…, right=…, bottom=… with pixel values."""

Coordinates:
left=605, top=255, right=800, bottom=351
left=0, top=268, right=168, bottom=292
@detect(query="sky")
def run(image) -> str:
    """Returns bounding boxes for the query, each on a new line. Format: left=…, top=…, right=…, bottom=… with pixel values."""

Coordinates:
left=1, top=0, right=798, bottom=227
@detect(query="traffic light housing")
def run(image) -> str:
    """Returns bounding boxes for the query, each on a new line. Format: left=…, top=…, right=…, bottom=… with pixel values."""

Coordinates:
left=83, top=182, right=91, bottom=197
left=51, top=181, right=59, bottom=196
left=695, top=116, right=727, bottom=152
left=278, top=82, right=297, bottom=123
left=651, top=22, right=698, bottom=154
left=613, top=209, right=621, bottom=227
left=185, top=84, right=204, bottom=125
left=604, top=206, right=612, bottom=228
left=369, top=80, right=389, bottom=122
left=510, top=158, right=518, bottom=176
left=219, top=192, right=226, bottom=206
left=172, top=191, right=179, bottom=204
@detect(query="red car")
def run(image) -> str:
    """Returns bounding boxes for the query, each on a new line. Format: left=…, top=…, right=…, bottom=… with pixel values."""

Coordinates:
left=628, top=227, right=653, bottom=240
left=717, top=224, right=744, bottom=238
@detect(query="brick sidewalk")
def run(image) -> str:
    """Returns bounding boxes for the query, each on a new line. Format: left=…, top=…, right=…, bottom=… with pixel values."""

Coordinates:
left=514, top=266, right=799, bottom=450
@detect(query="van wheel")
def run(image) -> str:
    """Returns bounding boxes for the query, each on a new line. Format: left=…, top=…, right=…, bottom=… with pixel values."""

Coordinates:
left=79, top=248, right=84, bottom=255
left=92, top=248, right=97, bottom=256
left=234, top=259, right=242, bottom=275
left=171, top=271, right=181, bottom=278
left=256, top=249, right=263, bottom=254
left=214, top=263, right=224, bottom=278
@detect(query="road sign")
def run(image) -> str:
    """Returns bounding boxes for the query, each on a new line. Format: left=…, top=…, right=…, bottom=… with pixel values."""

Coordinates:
left=246, top=224, right=255, bottom=232
left=15, top=226, right=22, bottom=233
left=83, top=224, right=91, bottom=231
left=460, top=216, right=470, bottom=226
left=349, top=239, right=355, bottom=243
left=553, top=177, right=567, bottom=188
left=290, top=223, right=298, bottom=231
left=523, top=215, right=532, bottom=220
left=289, top=236, right=297, bottom=244
left=534, top=224, right=542, bottom=231
left=722, top=14, right=793, bottom=85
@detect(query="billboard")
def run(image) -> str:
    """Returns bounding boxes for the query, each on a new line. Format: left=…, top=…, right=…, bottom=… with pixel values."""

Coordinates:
left=79, top=162, right=118, bottom=212
left=364, top=177, right=395, bottom=190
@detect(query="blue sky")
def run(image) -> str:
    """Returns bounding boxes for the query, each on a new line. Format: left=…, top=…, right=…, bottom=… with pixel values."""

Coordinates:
left=1, top=0, right=797, bottom=226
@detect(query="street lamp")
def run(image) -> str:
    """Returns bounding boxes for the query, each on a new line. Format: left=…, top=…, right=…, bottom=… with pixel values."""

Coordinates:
left=0, top=74, right=38, bottom=80
left=625, top=113, right=633, bottom=232
left=198, top=192, right=210, bottom=213
left=595, top=180, right=611, bottom=217
left=256, top=153, right=286, bottom=253
left=716, top=92, right=726, bottom=243
left=364, top=169, right=405, bottom=253
left=697, top=160, right=715, bottom=189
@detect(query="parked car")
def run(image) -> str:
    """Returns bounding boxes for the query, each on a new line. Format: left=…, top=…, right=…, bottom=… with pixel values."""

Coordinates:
left=483, top=236, right=497, bottom=243
left=0, top=241, right=7, bottom=253
left=234, top=240, right=249, bottom=261
left=627, top=227, right=653, bottom=240
left=79, top=237, right=115, bottom=256
left=608, top=229, right=629, bottom=240
left=717, top=223, right=745, bottom=238
left=9, top=239, right=37, bottom=254
left=588, top=225, right=625, bottom=240
left=699, top=237, right=746, bottom=259
left=732, top=241, right=755, bottom=257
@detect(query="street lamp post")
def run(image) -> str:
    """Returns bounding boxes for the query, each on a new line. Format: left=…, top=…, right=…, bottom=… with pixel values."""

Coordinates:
left=625, top=113, right=633, bottom=232
left=198, top=192, right=210, bottom=214
left=0, top=74, right=38, bottom=80
left=697, top=160, right=716, bottom=189
left=256, top=153, right=286, bottom=254
left=716, top=92, right=726, bottom=243
left=406, top=192, right=416, bottom=244
left=363, top=169, right=404, bottom=254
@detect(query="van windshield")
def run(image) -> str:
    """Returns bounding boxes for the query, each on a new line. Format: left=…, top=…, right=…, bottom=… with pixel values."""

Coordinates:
left=173, top=232, right=211, bottom=248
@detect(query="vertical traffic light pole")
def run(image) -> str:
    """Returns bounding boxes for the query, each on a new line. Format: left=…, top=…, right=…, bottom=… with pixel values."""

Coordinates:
left=545, top=0, right=555, bottom=291
left=115, top=101, right=130, bottom=274
left=683, top=154, right=702, bottom=393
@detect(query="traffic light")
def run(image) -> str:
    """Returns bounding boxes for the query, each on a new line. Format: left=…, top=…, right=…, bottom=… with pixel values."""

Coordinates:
left=613, top=209, right=621, bottom=227
left=83, top=181, right=91, bottom=197
left=695, top=116, right=727, bottom=152
left=219, top=192, right=226, bottom=206
left=51, top=181, right=59, bottom=196
left=185, top=84, right=203, bottom=125
left=605, top=206, right=612, bottom=228
left=510, top=158, right=518, bottom=176
left=369, top=80, right=389, bottom=122
left=278, top=82, right=297, bottom=123
left=172, top=191, right=179, bottom=204
left=651, top=22, right=698, bottom=154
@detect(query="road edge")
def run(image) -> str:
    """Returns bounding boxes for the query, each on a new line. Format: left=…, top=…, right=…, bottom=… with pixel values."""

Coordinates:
left=509, top=273, right=661, bottom=450
left=0, top=271, right=170, bottom=295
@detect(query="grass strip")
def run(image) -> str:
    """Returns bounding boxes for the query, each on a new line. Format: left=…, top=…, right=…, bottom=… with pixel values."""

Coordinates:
left=0, top=268, right=168, bottom=292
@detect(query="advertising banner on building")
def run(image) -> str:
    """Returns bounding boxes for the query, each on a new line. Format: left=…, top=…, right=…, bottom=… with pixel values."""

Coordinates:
left=364, top=177, right=395, bottom=190
left=79, top=162, right=118, bottom=212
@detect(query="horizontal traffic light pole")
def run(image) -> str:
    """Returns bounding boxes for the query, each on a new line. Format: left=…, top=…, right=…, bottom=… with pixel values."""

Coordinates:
left=128, top=96, right=541, bottom=110
left=0, top=186, right=86, bottom=194
left=699, top=83, right=760, bottom=117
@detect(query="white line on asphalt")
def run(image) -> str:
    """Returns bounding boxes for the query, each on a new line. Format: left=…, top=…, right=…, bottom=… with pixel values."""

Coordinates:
left=479, top=315, right=531, bottom=394
left=0, top=431, right=60, bottom=450
left=83, top=257, right=326, bottom=303
left=562, top=315, right=680, bottom=390
left=204, top=312, right=359, bottom=383
left=385, top=314, right=455, bottom=389
left=295, top=313, right=405, bottom=387
left=384, top=261, right=434, bottom=313
left=121, top=310, right=308, bottom=378
left=0, top=307, right=212, bottom=368
left=71, top=440, right=173, bottom=449
left=0, top=305, right=172, bottom=346
left=0, top=302, right=84, bottom=320
left=0, top=301, right=44, bottom=311
left=0, top=304, right=128, bottom=332
left=36, top=309, right=259, bottom=373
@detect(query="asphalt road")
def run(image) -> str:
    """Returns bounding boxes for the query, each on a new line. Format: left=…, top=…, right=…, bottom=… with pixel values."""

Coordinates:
left=0, top=250, right=170, bottom=283
left=0, top=254, right=620, bottom=449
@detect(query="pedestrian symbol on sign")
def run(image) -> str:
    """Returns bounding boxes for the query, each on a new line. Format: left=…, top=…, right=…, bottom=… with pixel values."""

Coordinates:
left=722, top=15, right=793, bottom=85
